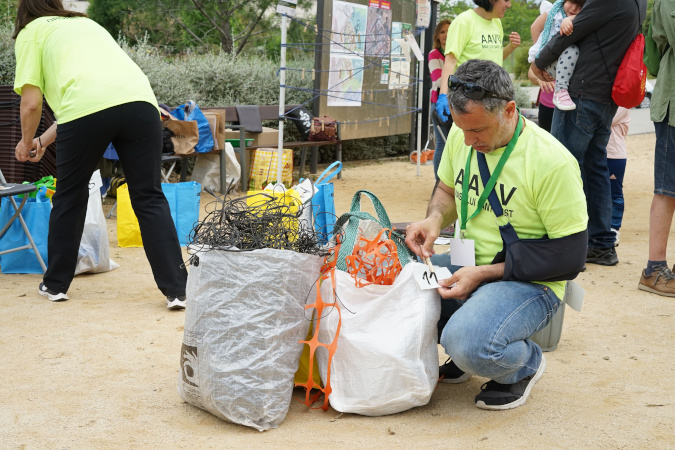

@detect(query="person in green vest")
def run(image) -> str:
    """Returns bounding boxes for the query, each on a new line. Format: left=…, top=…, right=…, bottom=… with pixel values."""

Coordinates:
left=12, top=0, right=188, bottom=309
left=435, top=0, right=521, bottom=123
left=406, top=60, right=587, bottom=410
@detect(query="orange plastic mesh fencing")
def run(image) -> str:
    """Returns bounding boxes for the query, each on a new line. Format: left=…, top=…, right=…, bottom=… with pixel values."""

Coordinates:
left=295, top=237, right=342, bottom=410
left=345, top=227, right=401, bottom=287
left=295, top=228, right=402, bottom=409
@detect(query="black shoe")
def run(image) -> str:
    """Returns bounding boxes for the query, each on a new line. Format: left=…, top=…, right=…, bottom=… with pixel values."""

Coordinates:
left=439, top=358, right=471, bottom=384
left=586, top=247, right=618, bottom=266
left=475, top=357, right=546, bottom=410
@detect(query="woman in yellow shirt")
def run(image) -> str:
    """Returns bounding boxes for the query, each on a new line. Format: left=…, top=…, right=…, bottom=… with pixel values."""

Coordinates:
left=12, top=0, right=188, bottom=309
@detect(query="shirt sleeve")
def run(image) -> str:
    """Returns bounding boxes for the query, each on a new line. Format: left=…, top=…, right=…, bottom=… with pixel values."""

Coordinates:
left=13, top=39, right=44, bottom=96
left=540, top=1, right=553, bottom=14
left=428, top=49, right=444, bottom=94
left=444, top=13, right=470, bottom=60
left=535, top=159, right=588, bottom=239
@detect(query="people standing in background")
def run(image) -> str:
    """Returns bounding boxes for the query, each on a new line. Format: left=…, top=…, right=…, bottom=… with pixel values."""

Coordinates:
left=528, top=0, right=556, bottom=132
left=435, top=0, right=521, bottom=123
left=528, top=69, right=555, bottom=132
left=527, top=0, right=586, bottom=111
left=638, top=0, right=675, bottom=297
left=606, top=107, right=631, bottom=246
left=532, top=0, right=647, bottom=267
left=428, top=19, right=451, bottom=180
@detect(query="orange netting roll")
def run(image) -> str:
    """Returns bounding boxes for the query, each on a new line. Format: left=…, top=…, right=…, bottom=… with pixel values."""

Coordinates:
left=345, top=227, right=402, bottom=287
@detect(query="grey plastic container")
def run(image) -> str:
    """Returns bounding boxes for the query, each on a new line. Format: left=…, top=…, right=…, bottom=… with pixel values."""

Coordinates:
left=530, top=302, right=566, bottom=352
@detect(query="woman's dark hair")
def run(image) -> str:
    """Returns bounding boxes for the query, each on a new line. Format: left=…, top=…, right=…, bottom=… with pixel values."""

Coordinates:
left=13, top=0, right=86, bottom=39
left=473, top=0, right=494, bottom=12
left=432, top=19, right=451, bottom=50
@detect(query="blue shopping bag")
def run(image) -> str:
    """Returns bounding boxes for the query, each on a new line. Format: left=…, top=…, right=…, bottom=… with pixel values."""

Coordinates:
left=0, top=186, right=51, bottom=274
left=162, top=181, right=201, bottom=246
left=312, top=161, right=342, bottom=242
left=170, top=101, right=215, bottom=153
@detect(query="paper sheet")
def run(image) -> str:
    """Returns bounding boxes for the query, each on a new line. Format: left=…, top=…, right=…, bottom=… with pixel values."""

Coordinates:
left=413, top=265, right=452, bottom=290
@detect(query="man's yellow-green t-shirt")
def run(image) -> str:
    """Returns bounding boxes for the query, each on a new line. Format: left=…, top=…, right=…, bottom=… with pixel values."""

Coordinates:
left=437, top=118, right=588, bottom=299
left=14, top=16, right=157, bottom=123
left=444, top=9, right=504, bottom=67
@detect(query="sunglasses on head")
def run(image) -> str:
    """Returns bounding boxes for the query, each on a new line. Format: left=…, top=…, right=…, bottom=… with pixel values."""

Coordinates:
left=449, top=75, right=511, bottom=102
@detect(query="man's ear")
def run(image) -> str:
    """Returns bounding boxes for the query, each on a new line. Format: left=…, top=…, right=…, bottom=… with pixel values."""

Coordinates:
left=504, top=100, right=517, bottom=118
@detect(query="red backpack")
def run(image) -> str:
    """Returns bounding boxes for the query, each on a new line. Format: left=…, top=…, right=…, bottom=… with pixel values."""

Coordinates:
left=611, top=33, right=647, bottom=108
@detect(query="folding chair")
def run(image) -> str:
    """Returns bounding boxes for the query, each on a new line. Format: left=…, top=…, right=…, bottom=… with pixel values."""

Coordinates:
left=161, top=155, right=181, bottom=183
left=0, top=168, right=48, bottom=273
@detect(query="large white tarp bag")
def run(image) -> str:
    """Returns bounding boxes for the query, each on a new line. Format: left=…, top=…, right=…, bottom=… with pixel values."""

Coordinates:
left=178, top=247, right=323, bottom=431
left=317, top=263, right=440, bottom=416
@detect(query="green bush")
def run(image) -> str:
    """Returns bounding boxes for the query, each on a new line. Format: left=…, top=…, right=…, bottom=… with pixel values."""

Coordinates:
left=0, top=22, right=15, bottom=86
left=513, top=42, right=533, bottom=81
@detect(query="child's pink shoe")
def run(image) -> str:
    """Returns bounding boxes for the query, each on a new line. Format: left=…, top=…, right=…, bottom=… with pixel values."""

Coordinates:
left=553, top=89, right=576, bottom=111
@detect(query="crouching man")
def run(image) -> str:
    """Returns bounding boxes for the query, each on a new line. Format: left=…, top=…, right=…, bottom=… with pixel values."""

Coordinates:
left=405, top=59, right=588, bottom=410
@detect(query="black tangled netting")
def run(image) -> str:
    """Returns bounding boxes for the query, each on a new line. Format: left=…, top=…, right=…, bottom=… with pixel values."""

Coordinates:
left=187, top=187, right=339, bottom=259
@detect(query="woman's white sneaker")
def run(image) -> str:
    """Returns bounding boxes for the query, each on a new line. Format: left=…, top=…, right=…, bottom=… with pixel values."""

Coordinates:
left=38, top=283, right=69, bottom=302
left=167, top=295, right=186, bottom=310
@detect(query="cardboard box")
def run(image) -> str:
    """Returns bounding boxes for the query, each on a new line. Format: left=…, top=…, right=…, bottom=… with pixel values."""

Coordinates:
left=224, top=127, right=279, bottom=148
left=201, top=108, right=226, bottom=151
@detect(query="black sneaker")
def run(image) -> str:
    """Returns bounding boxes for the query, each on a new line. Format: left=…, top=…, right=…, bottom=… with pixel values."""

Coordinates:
left=439, top=358, right=471, bottom=384
left=474, top=357, right=546, bottom=410
left=38, top=282, right=69, bottom=302
left=586, top=247, right=618, bottom=266
left=166, top=295, right=186, bottom=310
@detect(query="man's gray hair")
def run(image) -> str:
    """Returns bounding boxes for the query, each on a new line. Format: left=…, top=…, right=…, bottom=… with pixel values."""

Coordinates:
left=448, top=59, right=515, bottom=115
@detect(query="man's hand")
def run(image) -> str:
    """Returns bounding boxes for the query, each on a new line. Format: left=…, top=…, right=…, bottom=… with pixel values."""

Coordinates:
left=436, top=263, right=504, bottom=300
left=437, top=266, right=485, bottom=300
left=508, top=31, right=521, bottom=48
left=405, top=218, right=441, bottom=260
left=436, top=93, right=450, bottom=122
left=530, top=62, right=555, bottom=83
left=560, top=17, right=574, bottom=35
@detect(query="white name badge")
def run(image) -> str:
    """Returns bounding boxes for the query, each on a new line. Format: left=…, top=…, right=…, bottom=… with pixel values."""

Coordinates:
left=449, top=238, right=476, bottom=267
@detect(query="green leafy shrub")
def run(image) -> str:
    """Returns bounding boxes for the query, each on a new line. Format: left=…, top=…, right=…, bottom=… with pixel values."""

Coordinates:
left=0, top=22, right=15, bottom=86
left=513, top=43, right=532, bottom=81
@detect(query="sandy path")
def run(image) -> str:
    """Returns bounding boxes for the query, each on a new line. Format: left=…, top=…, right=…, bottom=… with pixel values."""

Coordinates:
left=1, top=133, right=674, bottom=448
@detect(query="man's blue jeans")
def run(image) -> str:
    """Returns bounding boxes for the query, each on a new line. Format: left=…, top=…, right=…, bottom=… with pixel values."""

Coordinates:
left=431, top=257, right=560, bottom=384
left=552, top=98, right=617, bottom=249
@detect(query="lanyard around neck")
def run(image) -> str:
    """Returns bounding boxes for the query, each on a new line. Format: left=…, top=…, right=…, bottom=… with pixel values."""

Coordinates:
left=460, top=114, right=523, bottom=232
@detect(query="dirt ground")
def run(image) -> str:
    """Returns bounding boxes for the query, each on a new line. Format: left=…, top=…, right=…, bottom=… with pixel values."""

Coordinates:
left=1, top=133, right=674, bottom=448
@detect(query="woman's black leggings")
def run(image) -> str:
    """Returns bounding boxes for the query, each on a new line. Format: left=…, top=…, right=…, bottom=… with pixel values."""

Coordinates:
left=44, top=101, right=187, bottom=297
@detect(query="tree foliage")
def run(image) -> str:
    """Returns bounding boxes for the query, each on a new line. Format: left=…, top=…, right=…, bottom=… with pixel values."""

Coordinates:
left=88, top=0, right=314, bottom=57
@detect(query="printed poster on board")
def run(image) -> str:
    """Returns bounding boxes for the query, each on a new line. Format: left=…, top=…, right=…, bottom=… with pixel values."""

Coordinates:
left=331, top=1, right=368, bottom=56
left=328, top=55, right=365, bottom=106
left=391, top=22, right=412, bottom=56
left=364, top=3, right=392, bottom=57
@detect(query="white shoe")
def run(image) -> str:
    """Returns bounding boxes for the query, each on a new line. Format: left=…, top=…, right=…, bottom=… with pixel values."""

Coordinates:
left=553, top=89, right=576, bottom=111
left=38, top=282, right=69, bottom=302
left=167, top=296, right=186, bottom=310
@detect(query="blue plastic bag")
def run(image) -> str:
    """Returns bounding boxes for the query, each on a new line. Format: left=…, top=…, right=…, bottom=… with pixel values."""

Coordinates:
left=312, top=161, right=342, bottom=242
left=171, top=101, right=215, bottom=153
left=0, top=186, right=51, bottom=274
left=162, top=181, right=201, bottom=246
